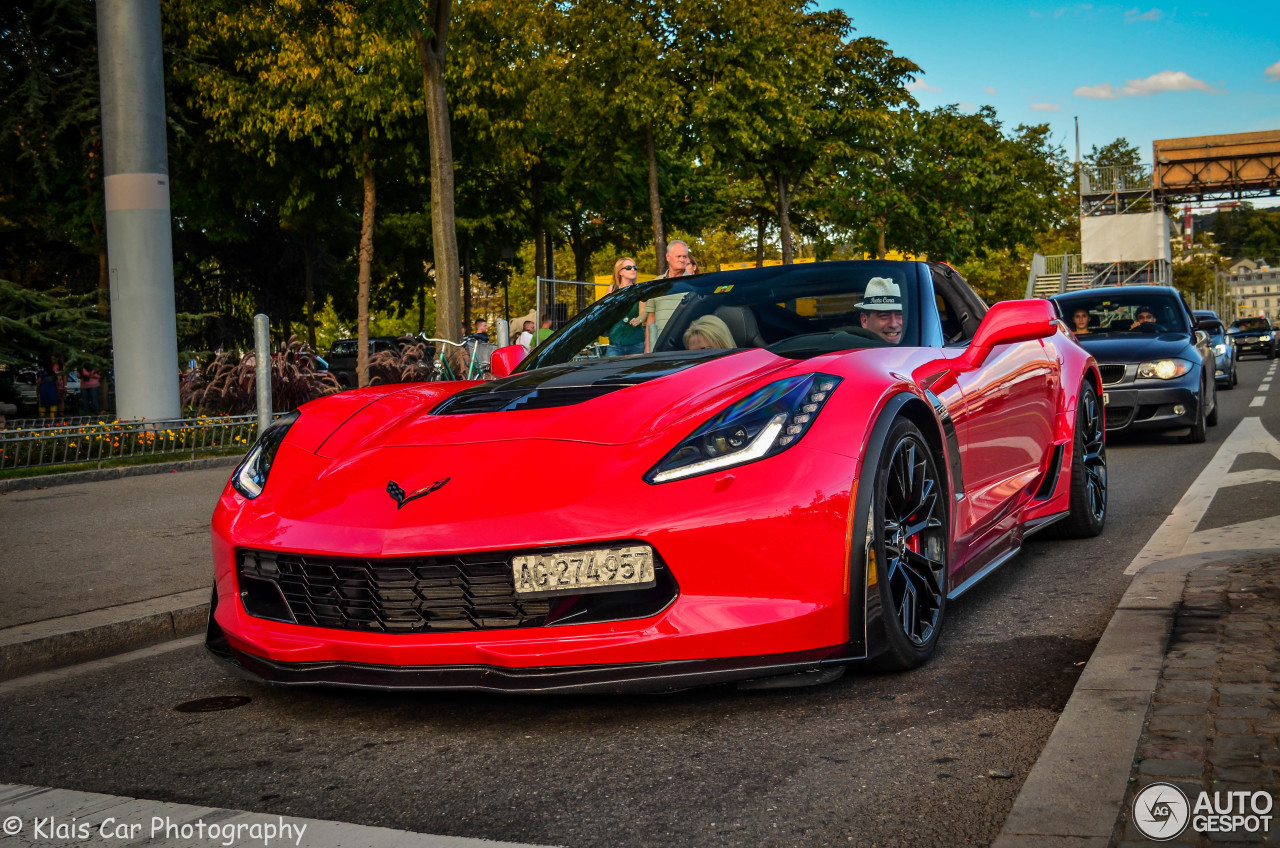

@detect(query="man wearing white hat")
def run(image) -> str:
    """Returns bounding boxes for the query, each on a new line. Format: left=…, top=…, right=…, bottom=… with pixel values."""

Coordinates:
left=856, top=276, right=904, bottom=345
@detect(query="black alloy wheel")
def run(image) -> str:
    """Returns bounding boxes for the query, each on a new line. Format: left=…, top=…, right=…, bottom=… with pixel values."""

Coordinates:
left=1052, top=382, right=1107, bottom=538
left=872, top=418, right=949, bottom=670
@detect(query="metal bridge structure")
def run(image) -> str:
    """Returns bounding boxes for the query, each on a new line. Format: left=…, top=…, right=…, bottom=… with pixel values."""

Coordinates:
left=1028, top=129, right=1280, bottom=299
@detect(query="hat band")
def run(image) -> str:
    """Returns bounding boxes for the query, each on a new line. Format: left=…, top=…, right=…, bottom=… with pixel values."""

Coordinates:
left=863, top=295, right=899, bottom=305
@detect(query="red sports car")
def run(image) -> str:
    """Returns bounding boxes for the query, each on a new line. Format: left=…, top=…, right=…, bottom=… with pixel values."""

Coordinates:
left=207, top=261, right=1106, bottom=693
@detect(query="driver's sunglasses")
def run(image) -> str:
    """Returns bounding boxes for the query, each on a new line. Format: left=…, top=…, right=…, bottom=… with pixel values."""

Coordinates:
left=621, top=265, right=637, bottom=271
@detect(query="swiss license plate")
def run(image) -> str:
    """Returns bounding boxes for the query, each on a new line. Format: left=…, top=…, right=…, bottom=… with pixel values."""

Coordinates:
left=512, top=545, right=655, bottom=597
left=1103, top=391, right=1109, bottom=405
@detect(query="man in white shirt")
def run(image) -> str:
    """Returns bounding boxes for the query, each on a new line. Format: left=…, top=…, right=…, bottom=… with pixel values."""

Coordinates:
left=646, top=240, right=691, bottom=350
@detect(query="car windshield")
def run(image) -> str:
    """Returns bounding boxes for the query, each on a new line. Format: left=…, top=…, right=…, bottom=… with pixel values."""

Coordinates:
left=1231, top=318, right=1269, bottom=332
left=520, top=261, right=922, bottom=370
left=1055, top=292, right=1189, bottom=334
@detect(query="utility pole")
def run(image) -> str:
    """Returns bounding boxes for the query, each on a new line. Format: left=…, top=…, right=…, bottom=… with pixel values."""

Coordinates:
left=97, top=0, right=180, bottom=420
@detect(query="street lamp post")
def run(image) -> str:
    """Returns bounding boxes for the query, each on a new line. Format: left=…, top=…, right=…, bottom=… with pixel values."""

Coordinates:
left=97, top=0, right=180, bottom=421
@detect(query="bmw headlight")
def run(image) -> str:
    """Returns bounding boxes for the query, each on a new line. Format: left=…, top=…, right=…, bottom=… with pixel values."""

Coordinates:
left=1262, top=334, right=1273, bottom=342
left=1137, top=359, right=1191, bottom=380
left=232, top=412, right=299, bottom=499
left=1214, top=343, right=1227, bottom=356
left=646, top=374, right=841, bottom=483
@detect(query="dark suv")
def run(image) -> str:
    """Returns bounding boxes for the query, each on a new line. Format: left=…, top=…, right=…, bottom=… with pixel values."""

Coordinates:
left=326, top=337, right=402, bottom=388
left=1227, top=317, right=1277, bottom=360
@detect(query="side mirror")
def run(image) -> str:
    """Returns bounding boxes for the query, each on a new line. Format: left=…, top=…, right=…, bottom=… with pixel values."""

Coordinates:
left=489, top=345, right=525, bottom=378
left=1193, top=319, right=1219, bottom=332
left=959, top=299, right=1057, bottom=368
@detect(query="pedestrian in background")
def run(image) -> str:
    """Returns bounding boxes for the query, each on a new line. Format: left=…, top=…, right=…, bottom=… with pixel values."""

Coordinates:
left=606, top=257, right=646, bottom=357
left=535, top=314, right=554, bottom=345
left=647, top=240, right=692, bottom=350
left=79, top=366, right=101, bottom=415
left=516, top=320, right=535, bottom=349
left=36, top=361, right=59, bottom=418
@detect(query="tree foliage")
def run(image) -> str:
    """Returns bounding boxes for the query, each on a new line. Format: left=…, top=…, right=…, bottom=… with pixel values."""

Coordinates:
left=7, top=0, right=1093, bottom=402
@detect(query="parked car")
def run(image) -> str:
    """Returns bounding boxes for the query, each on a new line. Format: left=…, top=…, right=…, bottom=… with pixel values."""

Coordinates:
left=1227, top=316, right=1277, bottom=360
left=1051, top=286, right=1217, bottom=443
left=1194, top=310, right=1237, bottom=389
left=325, top=337, right=403, bottom=388
left=208, top=260, right=1106, bottom=693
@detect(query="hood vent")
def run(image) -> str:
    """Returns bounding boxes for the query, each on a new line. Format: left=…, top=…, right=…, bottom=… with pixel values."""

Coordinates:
left=431, top=383, right=626, bottom=415
left=429, top=350, right=739, bottom=415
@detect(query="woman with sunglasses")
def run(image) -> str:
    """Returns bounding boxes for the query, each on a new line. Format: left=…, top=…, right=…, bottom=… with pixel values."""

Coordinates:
left=605, top=257, right=647, bottom=356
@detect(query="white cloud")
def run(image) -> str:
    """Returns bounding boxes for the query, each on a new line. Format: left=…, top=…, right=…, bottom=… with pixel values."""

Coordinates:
left=907, top=80, right=941, bottom=93
left=1073, top=70, right=1219, bottom=99
left=1267, top=60, right=1280, bottom=81
left=985, top=86, right=998, bottom=95
left=1054, top=4, right=1092, bottom=18
left=1031, top=102, right=1062, bottom=111
left=1124, top=7, right=1162, bottom=22
left=958, top=102, right=976, bottom=111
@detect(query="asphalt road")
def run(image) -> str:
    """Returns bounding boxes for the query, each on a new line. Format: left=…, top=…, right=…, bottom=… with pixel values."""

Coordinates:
left=2, top=356, right=1277, bottom=848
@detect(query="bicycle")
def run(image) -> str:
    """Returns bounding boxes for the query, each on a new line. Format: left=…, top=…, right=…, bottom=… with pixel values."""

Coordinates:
left=419, top=336, right=495, bottom=381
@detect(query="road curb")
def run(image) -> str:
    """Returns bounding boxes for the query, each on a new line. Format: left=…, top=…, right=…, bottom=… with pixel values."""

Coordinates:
left=0, top=590, right=210, bottom=681
left=992, top=549, right=1270, bottom=848
left=0, top=455, right=238, bottom=493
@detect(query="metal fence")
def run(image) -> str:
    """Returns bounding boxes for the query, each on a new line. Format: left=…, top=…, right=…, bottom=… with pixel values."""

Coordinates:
left=1081, top=164, right=1153, bottom=195
left=0, top=414, right=266, bottom=472
left=536, top=276, right=600, bottom=334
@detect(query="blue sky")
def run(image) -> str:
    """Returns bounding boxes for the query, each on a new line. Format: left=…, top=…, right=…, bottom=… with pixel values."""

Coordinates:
left=827, top=1, right=1280, bottom=164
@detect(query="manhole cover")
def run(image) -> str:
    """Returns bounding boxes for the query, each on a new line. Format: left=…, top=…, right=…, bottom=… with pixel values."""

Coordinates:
left=174, top=695, right=252, bottom=713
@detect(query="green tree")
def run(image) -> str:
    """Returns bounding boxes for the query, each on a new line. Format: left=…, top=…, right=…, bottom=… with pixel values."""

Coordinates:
left=1210, top=205, right=1280, bottom=264
left=0, top=278, right=111, bottom=369
left=830, top=106, right=1070, bottom=266
left=0, top=0, right=105, bottom=301
left=174, top=0, right=421, bottom=386
left=694, top=2, right=917, bottom=263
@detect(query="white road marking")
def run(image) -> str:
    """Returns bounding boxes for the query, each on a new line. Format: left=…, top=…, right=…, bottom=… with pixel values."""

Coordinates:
left=1124, top=417, right=1280, bottom=574
left=0, top=784, right=550, bottom=848
left=1251, top=396, right=1266, bottom=407
left=1260, top=382, right=1272, bottom=392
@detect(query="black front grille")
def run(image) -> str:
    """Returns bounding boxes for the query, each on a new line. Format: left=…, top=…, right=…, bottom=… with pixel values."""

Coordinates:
left=1099, top=364, right=1126, bottom=385
left=237, top=548, right=677, bottom=633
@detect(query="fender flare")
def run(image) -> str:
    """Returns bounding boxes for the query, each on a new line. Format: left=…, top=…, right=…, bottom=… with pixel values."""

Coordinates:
left=845, top=390, right=958, bottom=659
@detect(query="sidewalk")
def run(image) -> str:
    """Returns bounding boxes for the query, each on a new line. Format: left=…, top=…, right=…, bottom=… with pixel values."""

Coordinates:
left=995, top=551, right=1280, bottom=847
left=0, top=463, right=232, bottom=680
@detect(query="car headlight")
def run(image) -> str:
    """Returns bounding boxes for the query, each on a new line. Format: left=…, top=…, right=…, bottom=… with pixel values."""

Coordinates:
left=1262, top=334, right=1273, bottom=342
left=1137, top=359, right=1191, bottom=380
left=646, top=374, right=841, bottom=483
left=1214, top=343, right=1227, bottom=355
left=232, top=411, right=299, bottom=498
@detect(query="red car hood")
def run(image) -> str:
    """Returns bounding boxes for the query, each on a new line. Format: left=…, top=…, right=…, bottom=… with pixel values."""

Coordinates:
left=313, top=349, right=798, bottom=459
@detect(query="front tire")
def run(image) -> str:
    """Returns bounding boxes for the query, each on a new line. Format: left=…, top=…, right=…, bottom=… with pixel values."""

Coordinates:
left=1052, top=382, right=1107, bottom=538
left=871, top=418, right=949, bottom=671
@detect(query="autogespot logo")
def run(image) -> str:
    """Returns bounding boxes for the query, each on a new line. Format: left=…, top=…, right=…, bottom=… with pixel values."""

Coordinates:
left=1133, top=782, right=1190, bottom=841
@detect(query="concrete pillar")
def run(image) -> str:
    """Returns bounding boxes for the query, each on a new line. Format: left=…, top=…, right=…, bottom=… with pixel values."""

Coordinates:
left=97, top=0, right=181, bottom=420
